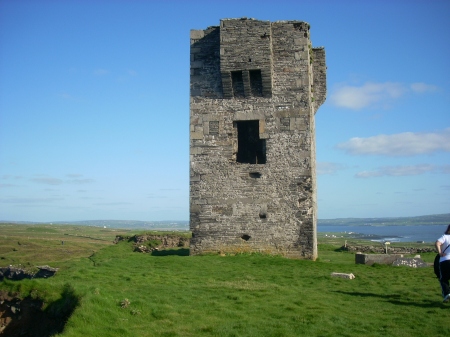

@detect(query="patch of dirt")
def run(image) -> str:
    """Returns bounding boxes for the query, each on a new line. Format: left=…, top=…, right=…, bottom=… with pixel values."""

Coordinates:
left=0, top=285, right=78, bottom=337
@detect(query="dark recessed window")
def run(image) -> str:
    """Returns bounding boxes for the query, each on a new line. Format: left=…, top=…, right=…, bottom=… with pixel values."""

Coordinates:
left=236, top=120, right=266, bottom=164
left=249, top=70, right=263, bottom=97
left=231, top=71, right=245, bottom=97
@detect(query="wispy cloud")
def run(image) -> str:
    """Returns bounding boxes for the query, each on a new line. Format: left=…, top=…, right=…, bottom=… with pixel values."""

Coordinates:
left=0, top=183, right=17, bottom=188
left=330, top=81, right=438, bottom=110
left=317, top=162, right=347, bottom=175
left=31, top=176, right=64, bottom=185
left=440, top=165, right=450, bottom=174
left=30, top=174, right=95, bottom=185
left=2, top=175, right=23, bottom=180
left=355, top=164, right=437, bottom=178
left=94, top=202, right=131, bottom=206
left=93, top=68, right=110, bottom=76
left=66, top=174, right=82, bottom=178
left=336, top=128, right=450, bottom=156
left=410, top=82, right=438, bottom=93
left=0, top=197, right=64, bottom=204
left=60, top=92, right=74, bottom=100
left=67, top=178, right=95, bottom=184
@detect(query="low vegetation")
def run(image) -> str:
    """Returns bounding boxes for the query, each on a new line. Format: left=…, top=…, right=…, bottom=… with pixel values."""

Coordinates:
left=0, top=224, right=448, bottom=336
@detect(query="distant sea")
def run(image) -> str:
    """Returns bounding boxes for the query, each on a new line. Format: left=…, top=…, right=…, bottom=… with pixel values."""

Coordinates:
left=318, top=224, right=446, bottom=243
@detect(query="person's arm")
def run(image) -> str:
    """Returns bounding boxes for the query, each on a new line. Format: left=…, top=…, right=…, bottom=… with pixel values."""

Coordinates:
left=436, top=240, right=444, bottom=256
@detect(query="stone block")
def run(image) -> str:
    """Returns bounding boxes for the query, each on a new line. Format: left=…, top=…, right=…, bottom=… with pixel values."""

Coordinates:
left=190, top=30, right=205, bottom=39
left=355, top=253, right=404, bottom=265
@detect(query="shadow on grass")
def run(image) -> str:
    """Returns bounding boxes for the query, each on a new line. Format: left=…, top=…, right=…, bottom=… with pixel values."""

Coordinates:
left=334, top=290, right=448, bottom=309
left=151, top=248, right=190, bottom=256
left=1, top=283, right=79, bottom=337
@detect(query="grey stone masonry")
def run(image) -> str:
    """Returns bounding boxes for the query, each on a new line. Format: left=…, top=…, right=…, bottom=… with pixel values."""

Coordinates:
left=190, top=18, right=326, bottom=259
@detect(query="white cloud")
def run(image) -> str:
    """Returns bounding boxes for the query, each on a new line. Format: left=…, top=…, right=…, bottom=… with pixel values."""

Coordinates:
left=355, top=164, right=436, bottom=178
left=317, top=162, right=346, bottom=175
left=336, top=128, right=450, bottom=156
left=330, top=81, right=438, bottom=110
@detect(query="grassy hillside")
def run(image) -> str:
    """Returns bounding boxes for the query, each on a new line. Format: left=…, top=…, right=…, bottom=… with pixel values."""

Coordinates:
left=0, top=224, right=448, bottom=336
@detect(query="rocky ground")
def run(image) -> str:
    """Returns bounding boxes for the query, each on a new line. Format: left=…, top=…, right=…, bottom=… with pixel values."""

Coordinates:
left=114, top=233, right=190, bottom=253
left=0, top=290, right=64, bottom=337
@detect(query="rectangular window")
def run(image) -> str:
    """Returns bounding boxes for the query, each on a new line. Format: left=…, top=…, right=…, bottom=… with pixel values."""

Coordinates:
left=209, top=121, right=219, bottom=135
left=231, top=71, right=245, bottom=97
left=236, top=120, right=266, bottom=164
left=249, top=70, right=263, bottom=97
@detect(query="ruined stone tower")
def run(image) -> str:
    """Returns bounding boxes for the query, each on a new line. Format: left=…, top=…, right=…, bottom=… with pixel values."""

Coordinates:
left=189, top=18, right=326, bottom=259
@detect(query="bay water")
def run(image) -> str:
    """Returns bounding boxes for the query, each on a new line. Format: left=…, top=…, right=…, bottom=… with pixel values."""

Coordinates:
left=318, top=224, right=446, bottom=243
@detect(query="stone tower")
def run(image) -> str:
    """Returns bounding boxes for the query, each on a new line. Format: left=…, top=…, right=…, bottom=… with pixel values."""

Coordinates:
left=189, top=18, right=326, bottom=259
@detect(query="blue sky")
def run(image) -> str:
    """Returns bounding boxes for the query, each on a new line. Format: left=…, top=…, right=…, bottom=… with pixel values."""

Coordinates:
left=0, top=0, right=449, bottom=222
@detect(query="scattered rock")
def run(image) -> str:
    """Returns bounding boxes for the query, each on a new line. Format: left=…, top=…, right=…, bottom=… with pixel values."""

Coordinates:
left=331, top=272, right=355, bottom=279
left=0, top=266, right=33, bottom=281
left=0, top=265, right=58, bottom=281
left=115, top=234, right=189, bottom=253
left=342, top=245, right=434, bottom=254
left=392, top=257, right=429, bottom=268
left=35, top=265, right=59, bottom=278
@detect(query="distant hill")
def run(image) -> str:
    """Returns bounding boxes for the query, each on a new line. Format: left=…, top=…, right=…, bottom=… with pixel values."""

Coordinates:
left=2, top=213, right=449, bottom=229
left=0, top=220, right=190, bottom=230
left=62, top=220, right=190, bottom=230
left=317, top=213, right=450, bottom=226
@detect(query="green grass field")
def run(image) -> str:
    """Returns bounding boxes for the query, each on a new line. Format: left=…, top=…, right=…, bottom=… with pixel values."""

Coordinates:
left=0, top=224, right=448, bottom=337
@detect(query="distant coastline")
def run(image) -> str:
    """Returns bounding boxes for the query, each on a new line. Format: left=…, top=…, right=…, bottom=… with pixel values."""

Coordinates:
left=317, top=213, right=449, bottom=227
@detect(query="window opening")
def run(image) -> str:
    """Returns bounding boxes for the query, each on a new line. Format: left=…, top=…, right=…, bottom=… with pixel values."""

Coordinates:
left=241, top=234, right=251, bottom=241
left=231, top=71, right=245, bottom=97
left=209, top=121, right=219, bottom=135
left=249, top=70, right=263, bottom=97
left=236, top=120, right=266, bottom=164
